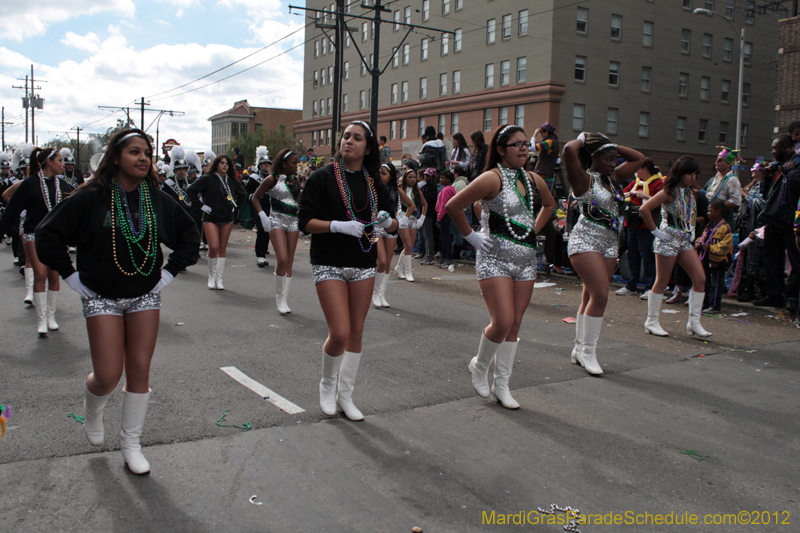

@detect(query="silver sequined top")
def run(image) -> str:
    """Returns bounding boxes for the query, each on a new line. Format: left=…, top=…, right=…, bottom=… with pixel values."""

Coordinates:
left=480, top=171, right=537, bottom=237
left=268, top=175, right=299, bottom=214
left=398, top=186, right=415, bottom=214
left=660, top=188, right=695, bottom=232
left=576, top=171, right=617, bottom=215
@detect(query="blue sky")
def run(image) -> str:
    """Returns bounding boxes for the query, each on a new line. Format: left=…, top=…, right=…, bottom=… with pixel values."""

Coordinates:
left=0, top=0, right=306, bottom=153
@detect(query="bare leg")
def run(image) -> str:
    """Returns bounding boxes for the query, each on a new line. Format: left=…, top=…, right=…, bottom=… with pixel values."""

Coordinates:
left=270, top=229, right=289, bottom=277
left=217, top=222, right=233, bottom=257
left=676, top=249, right=706, bottom=291
left=25, top=241, right=48, bottom=293
left=569, top=252, right=616, bottom=317
left=204, top=223, right=220, bottom=259
left=652, top=254, right=679, bottom=295
left=86, top=315, right=126, bottom=396
left=122, top=310, right=160, bottom=393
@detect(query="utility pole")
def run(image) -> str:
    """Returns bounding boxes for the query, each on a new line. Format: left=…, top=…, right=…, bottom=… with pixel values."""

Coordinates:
left=1, top=107, right=14, bottom=151
left=362, top=0, right=391, bottom=128
left=13, top=67, right=45, bottom=144
left=137, top=97, right=150, bottom=130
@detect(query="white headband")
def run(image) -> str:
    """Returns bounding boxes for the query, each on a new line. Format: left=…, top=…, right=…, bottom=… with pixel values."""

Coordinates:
left=115, top=132, right=147, bottom=147
left=593, top=143, right=618, bottom=155
left=351, top=120, right=373, bottom=136
left=281, top=150, right=294, bottom=161
left=498, top=124, right=517, bottom=138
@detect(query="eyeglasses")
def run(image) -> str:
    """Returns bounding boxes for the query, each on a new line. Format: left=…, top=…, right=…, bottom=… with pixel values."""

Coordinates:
left=505, top=141, right=532, bottom=149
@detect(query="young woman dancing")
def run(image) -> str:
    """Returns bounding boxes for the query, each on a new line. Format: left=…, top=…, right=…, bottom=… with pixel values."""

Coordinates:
left=35, top=129, right=200, bottom=474
left=186, top=154, right=246, bottom=290
left=372, top=163, right=412, bottom=307
left=393, top=167, right=427, bottom=282
left=298, top=121, right=397, bottom=420
left=252, top=148, right=302, bottom=314
left=0, top=146, right=74, bottom=336
left=562, top=133, right=644, bottom=375
left=446, top=125, right=555, bottom=408
left=639, top=156, right=711, bottom=337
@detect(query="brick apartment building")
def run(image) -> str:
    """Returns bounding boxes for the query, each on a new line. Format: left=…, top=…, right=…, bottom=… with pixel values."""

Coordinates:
left=296, top=0, right=780, bottom=179
left=775, top=13, right=800, bottom=133
left=209, top=100, right=302, bottom=157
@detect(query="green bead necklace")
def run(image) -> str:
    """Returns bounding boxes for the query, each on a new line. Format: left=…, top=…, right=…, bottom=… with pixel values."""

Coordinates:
left=111, top=177, right=159, bottom=276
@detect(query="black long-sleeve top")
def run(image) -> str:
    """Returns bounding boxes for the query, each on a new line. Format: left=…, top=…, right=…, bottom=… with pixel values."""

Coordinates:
left=186, top=173, right=247, bottom=224
left=298, top=164, right=396, bottom=268
left=160, top=178, right=193, bottom=214
left=35, top=184, right=200, bottom=298
left=246, top=173, right=270, bottom=213
left=0, top=175, right=74, bottom=236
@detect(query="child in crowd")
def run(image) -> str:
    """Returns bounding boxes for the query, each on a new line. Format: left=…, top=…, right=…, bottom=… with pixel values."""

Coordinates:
left=435, top=170, right=457, bottom=268
left=696, top=200, right=733, bottom=313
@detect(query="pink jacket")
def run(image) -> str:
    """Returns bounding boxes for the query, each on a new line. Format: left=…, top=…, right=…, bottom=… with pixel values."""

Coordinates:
left=436, top=185, right=457, bottom=221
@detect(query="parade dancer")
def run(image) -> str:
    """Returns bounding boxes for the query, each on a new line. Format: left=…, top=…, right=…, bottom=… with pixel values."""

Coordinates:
left=639, top=156, right=711, bottom=337
left=373, top=164, right=414, bottom=307
left=393, top=167, right=426, bottom=282
left=0, top=147, right=74, bottom=336
left=247, top=146, right=273, bottom=268
left=252, top=149, right=302, bottom=314
left=169, top=147, right=191, bottom=190
left=298, top=121, right=397, bottom=420
left=562, top=133, right=644, bottom=375
left=35, top=129, right=199, bottom=474
left=186, top=154, right=247, bottom=290
left=446, top=125, right=554, bottom=408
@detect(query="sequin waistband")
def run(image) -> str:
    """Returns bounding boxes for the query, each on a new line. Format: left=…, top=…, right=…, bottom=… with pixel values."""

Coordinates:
left=488, top=211, right=537, bottom=247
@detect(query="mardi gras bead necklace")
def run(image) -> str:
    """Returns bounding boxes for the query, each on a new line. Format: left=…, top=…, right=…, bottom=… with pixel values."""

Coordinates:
left=111, top=178, right=158, bottom=276
left=39, top=171, right=62, bottom=211
left=673, top=186, right=695, bottom=238
left=333, top=160, right=381, bottom=253
left=217, top=173, right=236, bottom=207
left=498, top=164, right=535, bottom=241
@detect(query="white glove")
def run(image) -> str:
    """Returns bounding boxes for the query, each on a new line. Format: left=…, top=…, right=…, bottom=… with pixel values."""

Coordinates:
left=65, top=272, right=97, bottom=299
left=652, top=229, right=673, bottom=242
left=377, top=210, right=393, bottom=229
left=415, top=215, right=426, bottom=229
left=150, top=269, right=174, bottom=294
left=329, top=220, right=365, bottom=238
left=258, top=211, right=272, bottom=231
left=201, top=205, right=212, bottom=214
left=417, top=180, right=425, bottom=188
left=577, top=132, right=586, bottom=145
left=465, top=230, right=494, bottom=254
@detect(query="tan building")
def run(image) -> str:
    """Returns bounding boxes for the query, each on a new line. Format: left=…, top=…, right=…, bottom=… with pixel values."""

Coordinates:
left=209, top=100, right=302, bottom=156
left=775, top=12, right=800, bottom=134
left=296, top=0, right=778, bottom=177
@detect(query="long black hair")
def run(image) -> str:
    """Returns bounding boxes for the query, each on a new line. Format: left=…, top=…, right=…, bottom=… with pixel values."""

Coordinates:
left=485, top=125, right=526, bottom=171
left=452, top=132, right=469, bottom=161
left=333, top=121, right=381, bottom=179
left=663, top=155, right=700, bottom=194
left=90, top=129, right=159, bottom=196
left=28, top=146, right=58, bottom=177
left=400, top=167, right=422, bottom=205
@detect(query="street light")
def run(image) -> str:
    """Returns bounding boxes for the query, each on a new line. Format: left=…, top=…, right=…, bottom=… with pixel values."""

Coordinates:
left=693, top=8, right=745, bottom=159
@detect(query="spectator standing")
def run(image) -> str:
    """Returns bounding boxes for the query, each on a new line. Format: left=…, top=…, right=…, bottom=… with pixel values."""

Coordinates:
left=379, top=136, right=392, bottom=164
left=418, top=126, right=446, bottom=171
left=468, top=131, right=488, bottom=181
left=419, top=167, right=440, bottom=265
left=447, top=133, right=471, bottom=172
left=706, top=147, right=743, bottom=227
left=531, top=121, right=559, bottom=191
left=435, top=171, right=457, bottom=268
left=696, top=200, right=733, bottom=313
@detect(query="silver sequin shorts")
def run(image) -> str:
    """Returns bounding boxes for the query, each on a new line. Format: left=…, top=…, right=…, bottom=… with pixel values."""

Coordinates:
left=23, top=233, right=35, bottom=243
left=567, top=217, right=619, bottom=259
left=82, top=293, right=162, bottom=319
left=476, top=237, right=537, bottom=282
left=398, top=215, right=417, bottom=231
left=653, top=226, right=694, bottom=257
left=374, top=225, right=397, bottom=239
left=312, top=265, right=376, bottom=285
left=270, top=212, right=299, bottom=233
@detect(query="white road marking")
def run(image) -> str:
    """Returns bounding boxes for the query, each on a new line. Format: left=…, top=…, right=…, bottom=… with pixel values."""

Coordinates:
left=220, top=366, right=305, bottom=414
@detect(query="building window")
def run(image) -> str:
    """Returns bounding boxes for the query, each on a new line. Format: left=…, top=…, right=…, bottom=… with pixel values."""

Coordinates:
left=705, top=0, right=714, bottom=9
left=515, top=105, right=524, bottom=128
left=607, top=108, right=618, bottom=134
left=401, top=81, right=408, bottom=102
left=681, top=29, right=691, bottom=54
left=742, top=83, right=750, bottom=106
left=487, top=19, right=496, bottom=44
left=321, top=68, right=327, bottom=86
left=455, top=0, right=462, bottom=11
left=422, top=0, right=429, bottom=21
left=451, top=112, right=459, bottom=134
left=517, top=57, right=527, bottom=83
left=641, top=66, right=652, bottom=92
left=485, top=64, right=494, bottom=88
left=401, top=119, right=407, bottom=138
left=719, top=121, right=728, bottom=144
left=403, top=44, right=410, bottom=65
left=362, top=21, right=368, bottom=42
left=328, top=66, right=332, bottom=84
left=699, top=119, right=708, bottom=142
left=453, top=70, right=461, bottom=93
left=345, top=32, right=350, bottom=48
left=702, top=34, right=712, bottom=58
left=499, top=107, right=508, bottom=126
left=443, top=0, right=450, bottom=15
left=314, top=40, right=319, bottom=58
left=440, top=73, right=448, bottom=95
left=743, top=42, right=752, bottom=65
left=643, top=21, right=653, bottom=47
left=502, top=14, right=512, bottom=39
left=311, top=131, right=316, bottom=147
left=639, top=112, right=650, bottom=137
left=611, top=14, right=622, bottom=40
left=741, top=124, right=748, bottom=146
left=441, top=35, right=449, bottom=56
left=575, top=56, right=586, bottom=81
left=360, top=61, right=366, bottom=76
left=746, top=1, right=754, bottom=23
left=684, top=0, right=692, bottom=9
left=321, top=38, right=327, bottom=56
left=320, top=99, right=325, bottom=116
left=341, top=62, right=348, bottom=80
left=360, top=90, right=366, bottom=109
left=390, top=120, right=397, bottom=140
left=421, top=39, right=428, bottom=61
left=439, top=114, right=446, bottom=135
left=484, top=109, right=492, bottom=131
left=577, top=7, right=588, bottom=34
left=679, top=73, right=689, bottom=97
left=721, top=79, right=731, bottom=103
left=519, top=10, right=528, bottom=36
left=677, top=116, right=687, bottom=141
left=573, top=104, right=585, bottom=130
left=419, top=77, right=427, bottom=99
left=609, top=61, right=620, bottom=86
left=327, top=97, right=331, bottom=115
left=723, top=38, right=733, bottom=62
left=726, top=0, right=735, bottom=18
left=394, top=10, right=400, bottom=31
left=343, top=94, right=348, bottom=112
left=500, top=60, right=510, bottom=86
left=455, top=29, right=462, bottom=52
left=313, top=101, right=318, bottom=117
left=700, top=76, right=710, bottom=100
left=419, top=117, right=426, bottom=137
left=392, top=47, right=399, bottom=68
left=313, top=71, right=319, bottom=88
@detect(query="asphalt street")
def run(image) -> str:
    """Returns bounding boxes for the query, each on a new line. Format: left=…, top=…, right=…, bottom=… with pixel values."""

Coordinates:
left=0, top=228, right=798, bottom=532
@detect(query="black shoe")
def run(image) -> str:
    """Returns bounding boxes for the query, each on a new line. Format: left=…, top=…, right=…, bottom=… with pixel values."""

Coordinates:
left=753, top=296, right=785, bottom=307
left=786, top=298, right=799, bottom=313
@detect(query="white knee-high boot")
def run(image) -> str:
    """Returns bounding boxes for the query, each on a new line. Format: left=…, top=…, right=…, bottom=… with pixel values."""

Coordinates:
left=644, top=292, right=669, bottom=336
left=33, top=292, right=48, bottom=336
left=379, top=272, right=390, bottom=308
left=403, top=254, right=414, bottom=282
left=570, top=314, right=585, bottom=364
left=207, top=257, right=217, bottom=289
left=84, top=386, right=111, bottom=446
left=120, top=390, right=151, bottom=474
left=282, top=276, right=292, bottom=313
left=337, top=351, right=364, bottom=421
left=372, top=273, right=384, bottom=308
left=469, top=332, right=501, bottom=397
left=215, top=257, right=226, bottom=290
left=275, top=275, right=290, bottom=314
left=46, top=290, right=59, bottom=331
left=492, top=339, right=520, bottom=409
left=24, top=267, right=34, bottom=306
left=394, top=257, right=406, bottom=279
left=686, top=291, right=712, bottom=337
left=578, top=315, right=604, bottom=375
left=320, top=351, right=343, bottom=415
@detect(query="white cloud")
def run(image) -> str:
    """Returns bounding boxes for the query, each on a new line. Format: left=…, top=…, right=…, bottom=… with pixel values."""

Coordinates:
left=61, top=32, right=102, bottom=52
left=216, top=0, right=305, bottom=47
left=0, top=0, right=136, bottom=41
